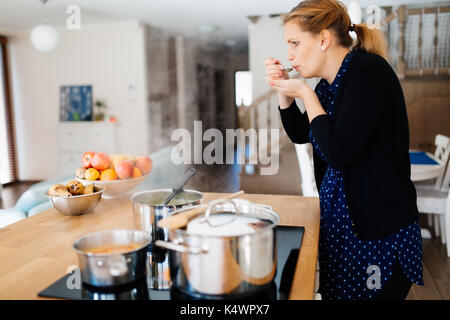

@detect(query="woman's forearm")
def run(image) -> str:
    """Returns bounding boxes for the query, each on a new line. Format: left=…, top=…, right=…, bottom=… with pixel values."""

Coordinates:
left=302, top=90, right=326, bottom=122
left=278, top=93, right=294, bottom=109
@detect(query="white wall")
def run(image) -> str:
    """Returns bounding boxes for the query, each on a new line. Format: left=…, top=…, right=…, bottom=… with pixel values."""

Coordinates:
left=248, top=15, right=319, bottom=130
left=8, top=21, right=148, bottom=180
left=249, top=16, right=290, bottom=100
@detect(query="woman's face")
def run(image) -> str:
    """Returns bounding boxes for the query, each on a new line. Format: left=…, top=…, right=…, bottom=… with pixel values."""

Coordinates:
left=284, top=21, right=324, bottom=79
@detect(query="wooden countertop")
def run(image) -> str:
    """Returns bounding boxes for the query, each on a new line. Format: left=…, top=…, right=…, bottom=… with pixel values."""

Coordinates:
left=0, top=192, right=320, bottom=300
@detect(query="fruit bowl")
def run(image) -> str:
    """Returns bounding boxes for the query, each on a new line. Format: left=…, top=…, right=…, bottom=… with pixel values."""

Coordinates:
left=76, top=174, right=149, bottom=199
left=47, top=186, right=104, bottom=216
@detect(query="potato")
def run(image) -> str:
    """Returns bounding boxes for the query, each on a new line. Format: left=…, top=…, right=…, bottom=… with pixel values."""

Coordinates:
left=48, top=184, right=72, bottom=197
left=76, top=167, right=87, bottom=179
left=83, top=184, right=94, bottom=195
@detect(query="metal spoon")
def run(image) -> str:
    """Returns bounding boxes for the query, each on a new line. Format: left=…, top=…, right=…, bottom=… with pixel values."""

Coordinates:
left=280, top=67, right=293, bottom=73
left=161, top=167, right=196, bottom=206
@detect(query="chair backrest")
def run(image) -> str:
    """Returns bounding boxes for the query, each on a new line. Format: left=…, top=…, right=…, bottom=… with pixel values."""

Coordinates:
left=442, top=158, right=450, bottom=191
left=294, top=143, right=318, bottom=197
left=434, top=134, right=450, bottom=187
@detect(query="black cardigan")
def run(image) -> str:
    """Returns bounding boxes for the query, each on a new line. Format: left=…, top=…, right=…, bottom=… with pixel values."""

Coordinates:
left=279, top=49, right=419, bottom=240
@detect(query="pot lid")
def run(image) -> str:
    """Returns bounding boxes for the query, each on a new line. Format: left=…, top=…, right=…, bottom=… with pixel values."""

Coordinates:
left=185, top=199, right=277, bottom=237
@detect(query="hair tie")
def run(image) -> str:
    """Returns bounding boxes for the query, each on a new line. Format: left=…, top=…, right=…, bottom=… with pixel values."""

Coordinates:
left=349, top=23, right=355, bottom=32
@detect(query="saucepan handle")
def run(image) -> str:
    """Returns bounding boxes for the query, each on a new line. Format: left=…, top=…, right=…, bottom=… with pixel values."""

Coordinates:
left=155, top=240, right=208, bottom=255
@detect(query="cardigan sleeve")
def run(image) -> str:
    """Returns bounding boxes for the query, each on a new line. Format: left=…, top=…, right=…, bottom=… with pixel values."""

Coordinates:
left=309, top=62, right=387, bottom=169
left=278, top=100, right=311, bottom=144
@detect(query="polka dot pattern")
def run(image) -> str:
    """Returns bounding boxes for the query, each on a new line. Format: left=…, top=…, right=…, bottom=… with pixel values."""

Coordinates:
left=310, top=49, right=424, bottom=300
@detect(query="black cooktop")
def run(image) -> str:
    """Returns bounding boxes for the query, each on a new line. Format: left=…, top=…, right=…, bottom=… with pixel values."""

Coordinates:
left=38, top=226, right=304, bottom=300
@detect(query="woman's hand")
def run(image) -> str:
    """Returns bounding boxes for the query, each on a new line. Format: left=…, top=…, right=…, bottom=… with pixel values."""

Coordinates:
left=264, top=61, right=326, bottom=122
left=264, top=57, right=290, bottom=81
left=264, top=57, right=293, bottom=108
left=269, top=78, right=314, bottom=101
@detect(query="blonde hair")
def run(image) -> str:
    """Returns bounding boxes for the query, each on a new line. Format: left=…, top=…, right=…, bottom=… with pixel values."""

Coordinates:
left=283, top=0, right=388, bottom=61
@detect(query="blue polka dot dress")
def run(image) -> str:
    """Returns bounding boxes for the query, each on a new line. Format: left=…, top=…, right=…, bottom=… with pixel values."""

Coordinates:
left=310, top=49, right=424, bottom=300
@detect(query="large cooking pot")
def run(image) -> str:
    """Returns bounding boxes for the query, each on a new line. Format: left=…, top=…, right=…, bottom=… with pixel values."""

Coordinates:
left=73, top=229, right=151, bottom=287
left=156, top=198, right=280, bottom=298
left=131, top=189, right=202, bottom=289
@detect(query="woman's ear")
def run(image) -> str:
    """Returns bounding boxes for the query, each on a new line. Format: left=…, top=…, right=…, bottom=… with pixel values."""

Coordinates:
left=320, top=29, right=331, bottom=51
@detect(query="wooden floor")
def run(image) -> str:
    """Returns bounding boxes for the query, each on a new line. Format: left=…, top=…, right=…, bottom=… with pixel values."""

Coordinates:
left=0, top=143, right=448, bottom=299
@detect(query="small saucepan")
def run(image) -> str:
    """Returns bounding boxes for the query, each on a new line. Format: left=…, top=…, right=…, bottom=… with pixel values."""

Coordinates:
left=73, top=229, right=151, bottom=287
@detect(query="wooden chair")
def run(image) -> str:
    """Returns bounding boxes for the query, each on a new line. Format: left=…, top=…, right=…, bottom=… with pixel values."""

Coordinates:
left=416, top=159, right=450, bottom=256
left=294, top=143, right=318, bottom=197
left=415, top=134, right=450, bottom=238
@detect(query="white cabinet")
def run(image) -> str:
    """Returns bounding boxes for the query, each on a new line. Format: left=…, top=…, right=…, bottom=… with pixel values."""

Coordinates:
left=57, top=122, right=116, bottom=175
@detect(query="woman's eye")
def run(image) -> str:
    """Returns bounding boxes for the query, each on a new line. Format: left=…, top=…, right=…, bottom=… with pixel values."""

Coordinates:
left=290, top=42, right=299, bottom=48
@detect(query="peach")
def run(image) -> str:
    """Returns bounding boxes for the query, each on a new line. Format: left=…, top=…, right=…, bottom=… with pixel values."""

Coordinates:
left=133, top=167, right=142, bottom=178
left=91, top=152, right=110, bottom=171
left=115, top=160, right=134, bottom=179
left=110, top=154, right=134, bottom=168
left=100, top=168, right=117, bottom=181
left=135, top=156, right=152, bottom=175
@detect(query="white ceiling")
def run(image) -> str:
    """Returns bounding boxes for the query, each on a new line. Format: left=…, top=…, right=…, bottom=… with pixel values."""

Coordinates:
left=0, top=0, right=447, bottom=43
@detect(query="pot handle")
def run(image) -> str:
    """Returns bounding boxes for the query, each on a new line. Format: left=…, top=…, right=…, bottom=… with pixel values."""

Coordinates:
left=155, top=240, right=208, bottom=255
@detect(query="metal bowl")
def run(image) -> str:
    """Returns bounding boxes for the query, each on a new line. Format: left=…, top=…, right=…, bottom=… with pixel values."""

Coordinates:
left=73, top=229, right=151, bottom=287
left=46, top=185, right=104, bottom=216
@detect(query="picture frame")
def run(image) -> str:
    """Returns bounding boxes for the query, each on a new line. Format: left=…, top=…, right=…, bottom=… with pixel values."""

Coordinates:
left=59, top=85, right=93, bottom=121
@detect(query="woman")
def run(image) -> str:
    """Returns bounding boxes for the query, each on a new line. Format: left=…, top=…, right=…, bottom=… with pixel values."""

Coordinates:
left=265, top=0, right=423, bottom=300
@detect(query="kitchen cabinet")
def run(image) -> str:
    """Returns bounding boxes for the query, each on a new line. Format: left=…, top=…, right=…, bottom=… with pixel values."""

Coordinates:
left=57, top=122, right=116, bottom=175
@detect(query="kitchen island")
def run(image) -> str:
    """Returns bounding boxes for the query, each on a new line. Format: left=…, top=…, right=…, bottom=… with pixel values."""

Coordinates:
left=0, top=192, right=320, bottom=300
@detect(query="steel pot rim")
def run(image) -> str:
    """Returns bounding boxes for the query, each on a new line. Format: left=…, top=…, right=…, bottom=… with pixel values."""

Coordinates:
left=130, top=188, right=203, bottom=208
left=170, top=201, right=280, bottom=239
left=73, top=229, right=151, bottom=258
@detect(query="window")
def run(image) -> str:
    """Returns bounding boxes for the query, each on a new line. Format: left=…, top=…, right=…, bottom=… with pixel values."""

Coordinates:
left=0, top=36, right=17, bottom=184
left=235, top=71, right=252, bottom=107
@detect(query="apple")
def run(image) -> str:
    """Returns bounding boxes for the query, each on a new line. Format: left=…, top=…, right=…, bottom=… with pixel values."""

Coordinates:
left=91, top=152, right=111, bottom=171
left=135, top=156, right=152, bottom=175
left=81, top=151, right=95, bottom=168
left=115, top=160, right=134, bottom=179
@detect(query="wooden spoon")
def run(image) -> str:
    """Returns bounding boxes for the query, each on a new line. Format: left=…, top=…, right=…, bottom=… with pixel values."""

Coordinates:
left=157, top=190, right=245, bottom=230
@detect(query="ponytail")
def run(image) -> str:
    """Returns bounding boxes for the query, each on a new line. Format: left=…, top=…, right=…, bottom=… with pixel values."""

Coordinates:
left=352, top=23, right=389, bottom=61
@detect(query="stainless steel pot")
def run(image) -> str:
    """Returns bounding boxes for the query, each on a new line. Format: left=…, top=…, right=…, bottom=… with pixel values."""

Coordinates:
left=131, top=189, right=202, bottom=289
left=73, top=229, right=151, bottom=287
left=156, top=198, right=280, bottom=297
left=131, top=189, right=203, bottom=242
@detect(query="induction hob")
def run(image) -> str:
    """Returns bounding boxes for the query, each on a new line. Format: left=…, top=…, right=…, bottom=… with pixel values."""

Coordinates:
left=38, top=226, right=304, bottom=300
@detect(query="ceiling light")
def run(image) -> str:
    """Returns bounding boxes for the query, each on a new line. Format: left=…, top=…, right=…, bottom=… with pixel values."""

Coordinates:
left=30, top=24, right=59, bottom=52
left=30, top=0, right=59, bottom=52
